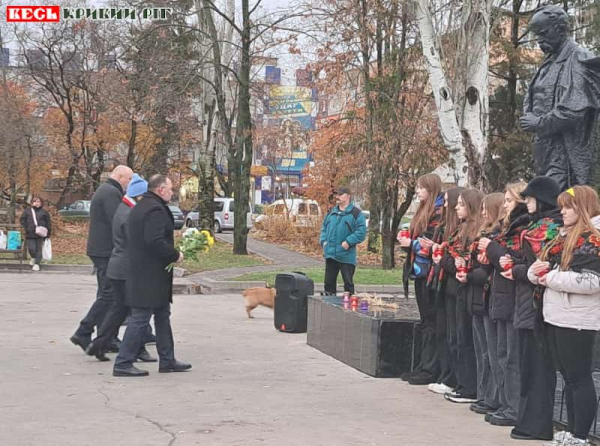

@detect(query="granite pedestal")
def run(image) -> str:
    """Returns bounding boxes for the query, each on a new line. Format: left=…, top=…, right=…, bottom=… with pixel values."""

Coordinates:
left=307, top=295, right=422, bottom=377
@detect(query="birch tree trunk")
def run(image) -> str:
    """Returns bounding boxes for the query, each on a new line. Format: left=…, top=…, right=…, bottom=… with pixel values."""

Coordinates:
left=456, top=0, right=492, bottom=188
left=415, top=0, right=467, bottom=186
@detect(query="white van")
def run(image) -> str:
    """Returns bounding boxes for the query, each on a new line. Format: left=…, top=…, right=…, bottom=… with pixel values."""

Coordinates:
left=184, top=197, right=253, bottom=233
left=256, top=198, right=322, bottom=228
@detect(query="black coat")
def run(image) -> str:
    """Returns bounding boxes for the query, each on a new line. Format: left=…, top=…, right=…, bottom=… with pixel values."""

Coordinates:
left=467, top=260, right=493, bottom=317
left=106, top=200, right=132, bottom=281
left=512, top=209, right=563, bottom=330
left=440, top=252, right=460, bottom=298
left=20, top=206, right=51, bottom=239
left=86, top=179, right=124, bottom=258
left=486, top=207, right=530, bottom=321
left=126, top=192, right=179, bottom=309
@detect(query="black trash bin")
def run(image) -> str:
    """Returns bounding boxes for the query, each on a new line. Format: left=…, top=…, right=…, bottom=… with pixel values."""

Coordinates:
left=274, top=272, right=314, bottom=333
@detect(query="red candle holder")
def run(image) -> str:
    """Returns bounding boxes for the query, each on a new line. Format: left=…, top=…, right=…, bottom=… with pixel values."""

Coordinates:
left=457, top=266, right=468, bottom=274
left=350, top=296, right=359, bottom=307
left=503, top=261, right=514, bottom=272
left=538, top=267, right=550, bottom=277
left=434, top=248, right=444, bottom=257
left=399, top=229, right=410, bottom=239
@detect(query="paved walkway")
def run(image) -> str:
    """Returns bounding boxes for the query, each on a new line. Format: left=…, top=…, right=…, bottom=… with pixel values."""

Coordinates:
left=0, top=273, right=542, bottom=446
left=188, top=233, right=322, bottom=282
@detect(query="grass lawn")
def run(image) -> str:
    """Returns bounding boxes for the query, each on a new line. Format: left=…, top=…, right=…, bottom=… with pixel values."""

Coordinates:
left=231, top=266, right=402, bottom=285
left=49, top=241, right=268, bottom=273
left=180, top=240, right=268, bottom=273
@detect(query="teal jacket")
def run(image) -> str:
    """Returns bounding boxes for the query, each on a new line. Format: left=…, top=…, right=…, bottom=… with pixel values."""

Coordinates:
left=319, top=204, right=367, bottom=265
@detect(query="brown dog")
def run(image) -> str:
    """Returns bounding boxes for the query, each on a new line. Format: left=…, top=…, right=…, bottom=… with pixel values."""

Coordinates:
left=243, top=287, right=276, bottom=318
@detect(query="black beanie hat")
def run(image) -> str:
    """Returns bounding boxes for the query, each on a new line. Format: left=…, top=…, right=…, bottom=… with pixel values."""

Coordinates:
left=520, top=176, right=561, bottom=207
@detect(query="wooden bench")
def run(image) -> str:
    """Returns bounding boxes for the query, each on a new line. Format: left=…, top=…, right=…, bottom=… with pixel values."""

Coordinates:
left=0, top=223, right=27, bottom=272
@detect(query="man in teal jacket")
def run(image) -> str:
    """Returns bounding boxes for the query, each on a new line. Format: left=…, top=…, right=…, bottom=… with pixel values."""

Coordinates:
left=319, top=186, right=367, bottom=295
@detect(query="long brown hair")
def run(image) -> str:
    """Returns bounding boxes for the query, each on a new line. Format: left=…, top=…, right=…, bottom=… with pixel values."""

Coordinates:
left=480, top=193, right=505, bottom=233
left=410, top=173, right=442, bottom=237
left=543, top=185, right=600, bottom=269
left=444, top=187, right=464, bottom=241
left=457, top=189, right=484, bottom=248
left=502, top=182, right=527, bottom=228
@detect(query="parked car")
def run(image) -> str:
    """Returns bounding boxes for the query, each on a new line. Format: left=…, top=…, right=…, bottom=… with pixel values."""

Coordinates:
left=169, top=205, right=185, bottom=230
left=58, top=200, right=91, bottom=218
left=255, top=199, right=322, bottom=228
left=184, top=198, right=253, bottom=233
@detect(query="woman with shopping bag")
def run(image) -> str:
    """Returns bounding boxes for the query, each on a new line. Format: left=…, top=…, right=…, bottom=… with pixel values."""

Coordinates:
left=20, top=197, right=51, bottom=271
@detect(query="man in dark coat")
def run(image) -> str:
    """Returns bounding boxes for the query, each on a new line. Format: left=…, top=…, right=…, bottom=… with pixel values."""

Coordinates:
left=520, top=5, right=600, bottom=190
left=70, top=165, right=133, bottom=352
left=113, top=175, right=189, bottom=377
left=85, top=174, right=156, bottom=363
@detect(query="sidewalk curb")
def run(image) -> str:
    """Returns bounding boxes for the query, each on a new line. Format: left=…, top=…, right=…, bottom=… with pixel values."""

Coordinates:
left=0, top=264, right=204, bottom=295
left=194, top=277, right=411, bottom=296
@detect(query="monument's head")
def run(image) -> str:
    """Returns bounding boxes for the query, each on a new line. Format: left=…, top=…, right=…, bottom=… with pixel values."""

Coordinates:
left=530, top=5, right=570, bottom=54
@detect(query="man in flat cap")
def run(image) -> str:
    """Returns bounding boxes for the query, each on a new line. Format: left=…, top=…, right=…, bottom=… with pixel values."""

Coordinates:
left=319, top=186, right=367, bottom=295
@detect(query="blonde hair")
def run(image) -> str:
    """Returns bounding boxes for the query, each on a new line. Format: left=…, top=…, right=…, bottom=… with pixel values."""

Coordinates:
left=542, top=185, right=600, bottom=269
left=410, top=173, right=442, bottom=237
left=502, top=182, right=527, bottom=228
left=480, top=192, right=505, bottom=233
left=457, top=189, right=484, bottom=248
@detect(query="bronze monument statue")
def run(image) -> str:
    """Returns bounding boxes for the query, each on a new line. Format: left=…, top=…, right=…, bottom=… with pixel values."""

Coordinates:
left=520, top=5, right=600, bottom=190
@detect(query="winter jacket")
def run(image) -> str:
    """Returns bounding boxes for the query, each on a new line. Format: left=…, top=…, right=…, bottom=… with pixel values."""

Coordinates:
left=486, top=204, right=530, bottom=321
left=319, top=204, right=367, bottom=265
left=20, top=206, right=51, bottom=239
left=106, top=198, right=135, bottom=281
left=403, top=195, right=444, bottom=296
left=531, top=215, right=600, bottom=331
left=467, top=257, right=494, bottom=317
left=512, top=209, right=562, bottom=330
left=126, top=192, right=180, bottom=309
left=440, top=251, right=460, bottom=298
left=86, top=178, right=124, bottom=258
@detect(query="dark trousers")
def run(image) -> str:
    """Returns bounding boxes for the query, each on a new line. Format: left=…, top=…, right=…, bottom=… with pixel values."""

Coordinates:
left=92, top=279, right=152, bottom=354
left=414, top=279, right=440, bottom=379
left=485, top=317, right=502, bottom=409
left=497, top=319, right=521, bottom=420
left=455, top=289, right=477, bottom=397
left=75, top=256, right=114, bottom=339
left=324, top=259, right=355, bottom=295
left=436, top=293, right=456, bottom=387
left=547, top=324, right=597, bottom=440
left=446, top=293, right=458, bottom=387
left=115, top=304, right=175, bottom=369
left=27, top=238, right=44, bottom=265
left=515, top=328, right=556, bottom=440
left=473, top=314, right=499, bottom=408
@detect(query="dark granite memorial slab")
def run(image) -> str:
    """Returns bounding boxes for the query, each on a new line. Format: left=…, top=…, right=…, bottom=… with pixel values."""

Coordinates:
left=307, top=295, right=421, bottom=377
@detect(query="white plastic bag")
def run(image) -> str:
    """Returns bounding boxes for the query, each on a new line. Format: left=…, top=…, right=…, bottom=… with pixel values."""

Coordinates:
left=42, top=238, right=52, bottom=261
left=0, top=231, right=6, bottom=250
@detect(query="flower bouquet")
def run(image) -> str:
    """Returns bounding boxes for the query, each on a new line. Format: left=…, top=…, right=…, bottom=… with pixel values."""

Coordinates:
left=165, top=229, right=215, bottom=272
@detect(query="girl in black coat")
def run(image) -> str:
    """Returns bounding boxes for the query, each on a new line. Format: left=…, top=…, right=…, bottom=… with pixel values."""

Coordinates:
left=442, top=189, right=483, bottom=403
left=427, top=187, right=463, bottom=395
left=398, top=173, right=444, bottom=385
left=509, top=176, right=562, bottom=441
left=20, top=197, right=51, bottom=271
left=478, top=182, right=531, bottom=426
left=467, top=193, right=504, bottom=415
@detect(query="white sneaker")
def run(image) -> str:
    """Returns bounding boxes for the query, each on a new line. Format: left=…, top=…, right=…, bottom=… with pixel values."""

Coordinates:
left=564, top=436, right=590, bottom=446
left=544, top=432, right=572, bottom=446
left=29, top=259, right=35, bottom=266
left=428, top=383, right=454, bottom=395
left=32, top=264, right=40, bottom=272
